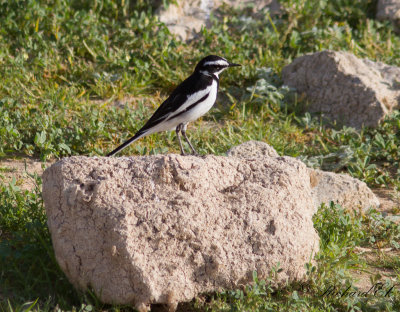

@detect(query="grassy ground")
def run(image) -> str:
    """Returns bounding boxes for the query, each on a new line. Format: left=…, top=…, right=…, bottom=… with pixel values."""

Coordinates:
left=1, top=0, right=400, bottom=311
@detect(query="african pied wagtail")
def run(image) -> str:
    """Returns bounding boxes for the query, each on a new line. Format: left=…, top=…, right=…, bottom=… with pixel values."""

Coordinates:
left=107, top=55, right=240, bottom=156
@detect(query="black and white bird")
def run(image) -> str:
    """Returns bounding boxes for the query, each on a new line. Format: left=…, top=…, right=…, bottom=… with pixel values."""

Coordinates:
left=107, top=55, right=240, bottom=157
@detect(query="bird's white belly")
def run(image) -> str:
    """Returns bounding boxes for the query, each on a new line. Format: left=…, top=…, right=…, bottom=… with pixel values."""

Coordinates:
left=144, top=80, right=218, bottom=134
left=181, top=80, right=218, bottom=123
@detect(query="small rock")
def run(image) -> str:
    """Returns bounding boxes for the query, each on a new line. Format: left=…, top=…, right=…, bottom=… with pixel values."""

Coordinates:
left=157, top=0, right=213, bottom=42
left=282, top=50, right=400, bottom=129
left=377, top=0, right=400, bottom=32
left=309, top=169, right=380, bottom=211
left=156, top=0, right=280, bottom=42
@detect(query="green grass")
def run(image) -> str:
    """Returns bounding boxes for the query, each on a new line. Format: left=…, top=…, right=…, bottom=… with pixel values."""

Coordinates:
left=0, top=0, right=399, bottom=187
left=1, top=0, right=400, bottom=310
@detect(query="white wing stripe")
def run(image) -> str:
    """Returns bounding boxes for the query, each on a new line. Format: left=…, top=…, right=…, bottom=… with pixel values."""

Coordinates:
left=166, top=86, right=212, bottom=119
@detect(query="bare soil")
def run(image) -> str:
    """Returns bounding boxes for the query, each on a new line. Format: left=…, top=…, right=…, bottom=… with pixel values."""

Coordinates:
left=0, top=157, right=54, bottom=191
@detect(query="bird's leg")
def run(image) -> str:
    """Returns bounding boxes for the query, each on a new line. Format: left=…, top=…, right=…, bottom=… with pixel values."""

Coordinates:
left=181, top=124, right=199, bottom=156
left=176, top=124, right=186, bottom=156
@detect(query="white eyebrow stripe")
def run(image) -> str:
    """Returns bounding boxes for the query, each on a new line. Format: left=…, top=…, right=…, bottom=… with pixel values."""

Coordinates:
left=203, top=60, right=229, bottom=66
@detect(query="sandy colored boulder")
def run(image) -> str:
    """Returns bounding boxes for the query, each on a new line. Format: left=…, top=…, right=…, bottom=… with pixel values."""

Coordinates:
left=157, top=0, right=280, bottom=41
left=282, top=50, right=400, bottom=129
left=42, top=154, right=318, bottom=311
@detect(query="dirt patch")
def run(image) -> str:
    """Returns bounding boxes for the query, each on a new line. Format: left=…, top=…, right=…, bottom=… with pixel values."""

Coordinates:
left=352, top=248, right=399, bottom=293
left=0, top=158, right=54, bottom=191
left=373, top=189, right=400, bottom=214
left=350, top=190, right=400, bottom=292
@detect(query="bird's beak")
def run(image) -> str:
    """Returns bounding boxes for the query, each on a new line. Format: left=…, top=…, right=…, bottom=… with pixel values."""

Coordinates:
left=228, top=62, right=241, bottom=67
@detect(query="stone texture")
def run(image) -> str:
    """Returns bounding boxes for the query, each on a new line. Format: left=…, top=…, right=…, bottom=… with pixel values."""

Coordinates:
left=229, top=141, right=380, bottom=211
left=226, top=140, right=279, bottom=159
left=42, top=154, right=318, bottom=311
left=157, top=0, right=213, bottom=42
left=377, top=0, right=400, bottom=32
left=282, top=50, right=400, bottom=129
left=309, top=169, right=380, bottom=211
left=157, top=0, right=280, bottom=41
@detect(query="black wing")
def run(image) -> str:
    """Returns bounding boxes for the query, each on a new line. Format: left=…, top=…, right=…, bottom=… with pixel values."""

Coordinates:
left=138, top=73, right=214, bottom=133
left=106, top=73, right=215, bottom=156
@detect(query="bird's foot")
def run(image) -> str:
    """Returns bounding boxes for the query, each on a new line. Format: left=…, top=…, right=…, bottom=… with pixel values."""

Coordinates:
left=179, top=151, right=200, bottom=156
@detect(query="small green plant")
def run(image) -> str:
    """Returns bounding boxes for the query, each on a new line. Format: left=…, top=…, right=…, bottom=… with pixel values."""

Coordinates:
left=0, top=175, right=81, bottom=310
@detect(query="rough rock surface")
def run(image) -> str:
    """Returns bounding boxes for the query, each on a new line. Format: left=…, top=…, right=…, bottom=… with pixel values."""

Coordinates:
left=282, top=50, right=400, bottom=129
left=157, top=0, right=280, bottom=41
left=229, top=141, right=380, bottom=211
left=309, top=169, right=380, bottom=211
left=43, top=154, right=318, bottom=310
left=377, top=0, right=400, bottom=32
left=227, top=140, right=279, bottom=158
left=157, top=0, right=213, bottom=42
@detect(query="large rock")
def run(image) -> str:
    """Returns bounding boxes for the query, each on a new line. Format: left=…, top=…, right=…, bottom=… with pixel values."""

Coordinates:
left=42, top=154, right=318, bottom=311
left=228, top=141, right=380, bottom=211
left=377, top=0, right=400, bottom=32
left=157, top=0, right=280, bottom=41
left=282, top=50, right=400, bottom=129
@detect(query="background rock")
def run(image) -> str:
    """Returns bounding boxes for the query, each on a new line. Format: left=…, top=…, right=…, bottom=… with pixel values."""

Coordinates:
left=377, top=0, right=400, bottom=32
left=282, top=50, right=400, bottom=129
left=309, top=169, right=380, bottom=211
left=157, top=0, right=280, bottom=41
left=43, top=154, right=318, bottom=311
left=157, top=0, right=213, bottom=42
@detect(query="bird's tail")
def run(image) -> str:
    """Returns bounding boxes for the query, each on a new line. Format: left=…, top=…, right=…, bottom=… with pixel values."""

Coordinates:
left=106, top=131, right=146, bottom=157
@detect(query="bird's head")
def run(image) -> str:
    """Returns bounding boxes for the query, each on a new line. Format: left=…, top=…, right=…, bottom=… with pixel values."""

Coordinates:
left=195, top=55, right=240, bottom=78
